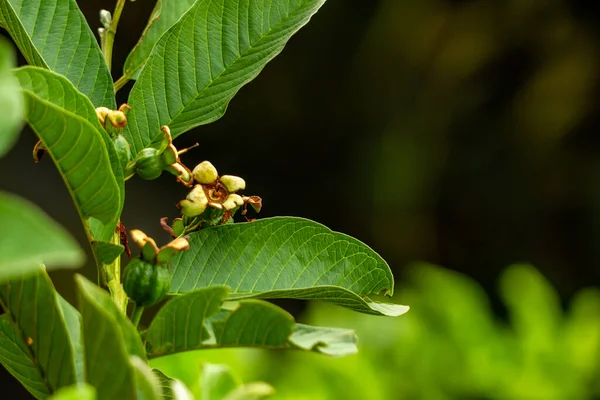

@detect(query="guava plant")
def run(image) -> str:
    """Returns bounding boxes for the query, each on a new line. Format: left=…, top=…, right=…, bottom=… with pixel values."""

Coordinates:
left=0, top=0, right=409, bottom=399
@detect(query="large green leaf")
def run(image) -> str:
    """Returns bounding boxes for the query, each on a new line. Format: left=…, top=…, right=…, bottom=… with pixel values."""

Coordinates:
left=123, top=0, right=196, bottom=81
left=0, top=270, right=81, bottom=398
left=0, top=191, right=84, bottom=280
left=0, top=37, right=24, bottom=158
left=15, top=67, right=124, bottom=230
left=76, top=275, right=144, bottom=400
left=169, top=218, right=407, bottom=316
left=49, top=384, right=96, bottom=400
left=0, top=0, right=115, bottom=108
left=145, top=286, right=358, bottom=358
left=124, top=0, right=327, bottom=153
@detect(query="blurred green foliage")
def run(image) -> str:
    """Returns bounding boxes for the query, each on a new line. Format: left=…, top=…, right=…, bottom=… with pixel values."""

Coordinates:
left=151, top=264, right=600, bottom=399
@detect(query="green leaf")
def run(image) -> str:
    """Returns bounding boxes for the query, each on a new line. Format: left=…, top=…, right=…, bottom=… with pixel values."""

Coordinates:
left=131, top=356, right=162, bottom=400
left=76, top=275, right=144, bottom=400
left=56, top=295, right=85, bottom=384
left=124, top=0, right=327, bottom=153
left=223, top=383, right=275, bottom=400
left=0, top=0, right=115, bottom=108
left=87, top=218, right=125, bottom=265
left=0, top=270, right=81, bottom=398
left=146, top=286, right=229, bottom=357
left=169, top=217, right=406, bottom=316
left=0, top=316, right=49, bottom=399
left=199, top=364, right=274, bottom=400
left=500, top=264, right=562, bottom=351
left=0, top=37, right=24, bottom=158
left=154, top=369, right=193, bottom=400
left=200, top=364, right=241, bottom=400
left=0, top=191, right=84, bottom=280
left=49, top=384, right=96, bottom=400
left=123, top=0, right=196, bottom=81
left=145, top=287, right=358, bottom=358
left=289, top=324, right=357, bottom=357
left=15, top=67, right=124, bottom=230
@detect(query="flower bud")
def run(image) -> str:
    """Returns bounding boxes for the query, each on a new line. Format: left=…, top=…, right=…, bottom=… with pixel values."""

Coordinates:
left=220, top=175, right=245, bottom=193
left=179, top=185, right=208, bottom=217
left=193, top=161, right=218, bottom=184
left=100, top=9, right=112, bottom=29
left=95, top=106, right=110, bottom=125
left=134, top=147, right=164, bottom=180
left=107, top=110, right=127, bottom=128
left=222, top=194, right=244, bottom=210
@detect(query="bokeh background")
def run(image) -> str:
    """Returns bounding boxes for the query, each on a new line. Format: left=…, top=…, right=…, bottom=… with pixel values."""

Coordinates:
left=2, top=0, right=600, bottom=398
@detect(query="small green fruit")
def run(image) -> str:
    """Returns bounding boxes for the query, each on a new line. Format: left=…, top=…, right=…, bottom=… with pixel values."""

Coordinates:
left=135, top=147, right=164, bottom=180
left=123, top=257, right=171, bottom=307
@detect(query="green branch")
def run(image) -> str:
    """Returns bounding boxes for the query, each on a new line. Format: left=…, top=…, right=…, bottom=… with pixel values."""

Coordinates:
left=102, top=0, right=127, bottom=72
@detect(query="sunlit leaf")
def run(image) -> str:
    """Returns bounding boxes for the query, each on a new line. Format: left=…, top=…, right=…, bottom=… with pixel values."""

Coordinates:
left=0, top=37, right=24, bottom=158
left=124, top=0, right=327, bottom=153
left=49, top=384, right=96, bottom=400
left=0, top=0, right=115, bottom=107
left=289, top=324, right=357, bottom=357
left=223, top=383, right=275, bottom=400
left=200, top=364, right=241, bottom=400
left=0, top=191, right=84, bottom=280
left=169, top=218, right=406, bottom=316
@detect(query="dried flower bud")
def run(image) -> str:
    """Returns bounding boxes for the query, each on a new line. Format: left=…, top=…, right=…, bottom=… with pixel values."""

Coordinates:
left=193, top=161, right=219, bottom=184
left=179, top=185, right=208, bottom=217
left=95, top=106, right=110, bottom=125
left=107, top=110, right=127, bottom=128
left=220, top=175, right=246, bottom=193
left=157, top=237, right=190, bottom=264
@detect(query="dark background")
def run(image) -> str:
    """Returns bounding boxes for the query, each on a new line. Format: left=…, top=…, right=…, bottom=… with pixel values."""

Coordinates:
left=2, top=0, right=600, bottom=397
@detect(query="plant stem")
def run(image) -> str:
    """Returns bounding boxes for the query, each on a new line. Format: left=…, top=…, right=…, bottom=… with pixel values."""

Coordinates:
left=106, top=230, right=128, bottom=314
left=114, top=75, right=130, bottom=93
left=130, top=304, right=145, bottom=328
left=102, top=0, right=127, bottom=72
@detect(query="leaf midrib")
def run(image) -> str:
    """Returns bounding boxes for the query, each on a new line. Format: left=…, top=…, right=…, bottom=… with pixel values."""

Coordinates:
left=145, top=2, right=307, bottom=144
left=21, top=86, right=119, bottom=224
left=0, top=294, right=53, bottom=395
left=0, top=1, right=50, bottom=69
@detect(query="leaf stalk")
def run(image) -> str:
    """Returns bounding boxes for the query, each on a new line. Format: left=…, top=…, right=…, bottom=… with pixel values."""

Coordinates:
left=130, top=304, right=144, bottom=328
left=105, top=230, right=128, bottom=313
